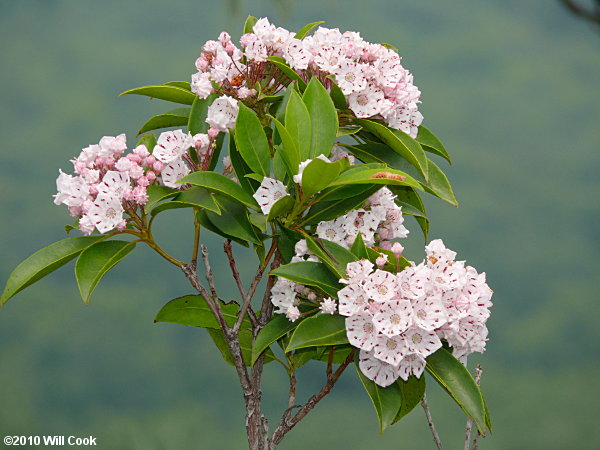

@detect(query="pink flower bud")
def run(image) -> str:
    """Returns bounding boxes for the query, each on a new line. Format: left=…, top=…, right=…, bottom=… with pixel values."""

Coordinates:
left=95, top=157, right=105, bottom=167
left=137, top=176, right=150, bottom=187
left=146, top=171, right=156, bottom=182
left=68, top=206, right=82, bottom=217
left=379, top=240, right=393, bottom=250
left=122, top=187, right=134, bottom=201
left=127, top=153, right=142, bottom=164
left=144, top=155, right=156, bottom=167
left=73, top=161, right=87, bottom=174
left=240, top=33, right=254, bottom=48
left=133, top=186, right=148, bottom=205
left=376, top=255, right=388, bottom=268
left=195, top=57, right=209, bottom=71
left=117, top=220, right=128, bottom=231
left=133, top=145, right=150, bottom=158
left=208, top=127, right=220, bottom=139
left=391, top=242, right=404, bottom=259
left=225, top=43, right=235, bottom=56
left=89, top=184, right=99, bottom=196
left=105, top=156, right=115, bottom=168
left=153, top=161, right=164, bottom=172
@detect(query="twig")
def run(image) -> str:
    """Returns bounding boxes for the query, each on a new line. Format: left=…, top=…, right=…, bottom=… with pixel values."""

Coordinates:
left=191, top=215, right=200, bottom=265
left=421, top=393, right=444, bottom=450
left=471, top=365, right=485, bottom=450
left=464, top=364, right=483, bottom=450
left=201, top=244, right=220, bottom=302
left=269, top=350, right=355, bottom=447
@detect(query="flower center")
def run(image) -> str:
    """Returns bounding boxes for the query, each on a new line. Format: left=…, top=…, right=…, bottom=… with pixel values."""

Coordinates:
left=106, top=208, right=116, bottom=219
left=386, top=339, right=397, bottom=350
left=390, top=314, right=401, bottom=324
left=363, top=323, right=374, bottom=333
left=417, top=309, right=427, bottom=320
left=411, top=333, right=423, bottom=344
left=356, top=94, right=368, bottom=106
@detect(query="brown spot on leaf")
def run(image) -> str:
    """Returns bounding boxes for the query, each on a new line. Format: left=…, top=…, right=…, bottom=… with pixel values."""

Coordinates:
left=370, top=171, right=405, bottom=181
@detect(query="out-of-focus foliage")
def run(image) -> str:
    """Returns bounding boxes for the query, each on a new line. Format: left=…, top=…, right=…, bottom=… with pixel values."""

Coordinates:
left=0, top=0, right=598, bottom=448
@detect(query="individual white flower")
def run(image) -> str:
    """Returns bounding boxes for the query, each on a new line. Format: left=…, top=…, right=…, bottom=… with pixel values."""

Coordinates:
left=76, top=145, right=100, bottom=168
left=252, top=177, right=289, bottom=215
left=396, top=353, right=427, bottom=381
left=153, top=130, right=193, bottom=164
left=403, top=326, right=442, bottom=357
left=372, top=299, right=412, bottom=337
left=411, top=293, right=447, bottom=331
left=397, top=264, right=431, bottom=300
left=85, top=194, right=125, bottom=234
left=316, top=217, right=347, bottom=246
left=359, top=349, right=399, bottom=387
left=206, top=95, right=239, bottom=132
left=372, top=334, right=407, bottom=366
left=345, top=312, right=378, bottom=351
left=283, top=38, right=311, bottom=70
left=348, top=86, right=384, bottom=118
left=191, top=72, right=214, bottom=99
left=341, top=259, right=374, bottom=285
left=337, top=283, right=369, bottom=316
left=363, top=269, right=398, bottom=302
left=78, top=214, right=96, bottom=235
left=333, top=60, right=368, bottom=94
left=319, top=298, right=337, bottom=315
left=53, top=170, right=90, bottom=207
left=161, top=160, right=191, bottom=188
left=425, top=239, right=457, bottom=264
left=286, top=305, right=301, bottom=322
left=343, top=209, right=381, bottom=246
left=96, top=171, right=131, bottom=200
left=271, top=278, right=297, bottom=313
left=293, top=155, right=331, bottom=185
left=97, top=134, right=127, bottom=158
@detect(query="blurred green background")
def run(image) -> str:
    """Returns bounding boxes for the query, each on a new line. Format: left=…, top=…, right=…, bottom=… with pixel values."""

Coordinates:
left=1, top=0, right=599, bottom=448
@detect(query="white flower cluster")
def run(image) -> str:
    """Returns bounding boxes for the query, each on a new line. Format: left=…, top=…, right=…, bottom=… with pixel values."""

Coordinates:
left=339, top=239, right=492, bottom=387
left=316, top=187, right=409, bottom=249
left=191, top=18, right=423, bottom=137
left=54, top=129, right=214, bottom=235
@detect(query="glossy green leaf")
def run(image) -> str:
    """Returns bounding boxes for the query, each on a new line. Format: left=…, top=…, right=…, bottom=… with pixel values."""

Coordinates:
left=276, top=226, right=303, bottom=264
left=234, top=103, right=271, bottom=176
left=355, top=358, right=402, bottom=433
left=421, top=159, right=458, bottom=206
left=301, top=158, right=341, bottom=197
left=252, top=314, right=301, bottom=365
left=303, top=77, right=338, bottom=158
left=350, top=233, right=369, bottom=260
left=164, top=81, right=191, bottom=90
left=328, top=77, right=348, bottom=109
left=188, top=94, right=216, bottom=135
left=286, top=90, right=312, bottom=160
left=137, top=110, right=190, bottom=136
left=270, top=116, right=300, bottom=177
left=180, top=171, right=259, bottom=210
left=304, top=235, right=356, bottom=279
left=120, top=85, right=196, bottom=105
left=206, top=197, right=261, bottom=245
left=267, top=57, right=307, bottom=91
left=270, top=261, right=341, bottom=298
left=154, top=295, right=246, bottom=328
left=150, top=187, right=221, bottom=216
left=75, top=240, right=136, bottom=304
left=266, top=195, right=295, bottom=222
left=337, top=126, right=362, bottom=137
left=137, top=133, right=157, bottom=152
left=229, top=134, right=259, bottom=196
left=294, top=21, right=324, bottom=39
left=302, top=185, right=379, bottom=225
left=328, top=166, right=422, bottom=190
left=426, top=348, right=488, bottom=433
left=286, top=314, right=348, bottom=351
left=196, top=210, right=249, bottom=247
left=1, top=236, right=102, bottom=306
left=243, top=15, right=258, bottom=34
left=417, top=126, right=451, bottom=164
left=145, top=185, right=178, bottom=211
left=393, top=376, right=426, bottom=423
left=356, top=119, right=429, bottom=181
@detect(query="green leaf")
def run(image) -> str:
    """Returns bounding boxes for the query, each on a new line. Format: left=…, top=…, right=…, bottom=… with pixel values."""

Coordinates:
left=286, top=314, right=348, bottom=351
left=304, top=234, right=356, bottom=279
left=243, top=15, right=258, bottom=34
left=137, top=110, right=190, bottom=136
left=390, top=186, right=429, bottom=240
left=252, top=314, right=300, bottom=365
left=417, top=126, right=451, bottom=164
left=328, top=166, right=422, bottom=190
left=188, top=94, right=216, bottom=135
left=355, top=119, right=429, bottom=181
left=234, top=103, right=271, bottom=176
left=75, top=240, right=136, bottom=304
left=267, top=57, right=307, bottom=91
left=301, top=158, right=341, bottom=197
left=229, top=134, right=259, bottom=196
left=164, top=81, right=191, bottom=90
left=421, top=159, right=458, bottom=206
left=137, top=133, right=157, bottom=152
left=303, top=77, right=338, bottom=158
left=154, top=295, right=247, bottom=328
left=207, top=328, right=275, bottom=367
left=145, top=185, right=178, bottom=211
left=294, top=21, right=324, bottom=39
left=355, top=358, right=402, bottom=433
left=206, top=197, right=261, bottom=245
left=180, top=171, right=259, bottom=210
left=1, top=236, right=102, bottom=306
left=393, top=376, right=426, bottom=424
left=208, top=132, right=225, bottom=171
left=302, top=185, right=379, bottom=225
left=196, top=210, right=249, bottom=247
left=350, top=233, right=369, bottom=260
left=270, top=261, right=341, bottom=298
left=328, top=77, right=348, bottom=109
left=266, top=195, right=295, bottom=222
left=277, top=225, right=303, bottom=264
left=337, top=126, right=362, bottom=137
left=426, top=348, right=488, bottom=433
left=286, top=90, right=312, bottom=160
left=120, top=85, right=196, bottom=105
left=270, top=116, right=300, bottom=177
left=150, top=187, right=221, bottom=216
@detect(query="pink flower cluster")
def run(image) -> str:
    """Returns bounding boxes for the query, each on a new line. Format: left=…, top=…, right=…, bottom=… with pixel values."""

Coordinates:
left=191, top=18, right=423, bottom=137
left=342, top=240, right=492, bottom=387
left=54, top=129, right=216, bottom=235
left=316, top=187, right=409, bottom=248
